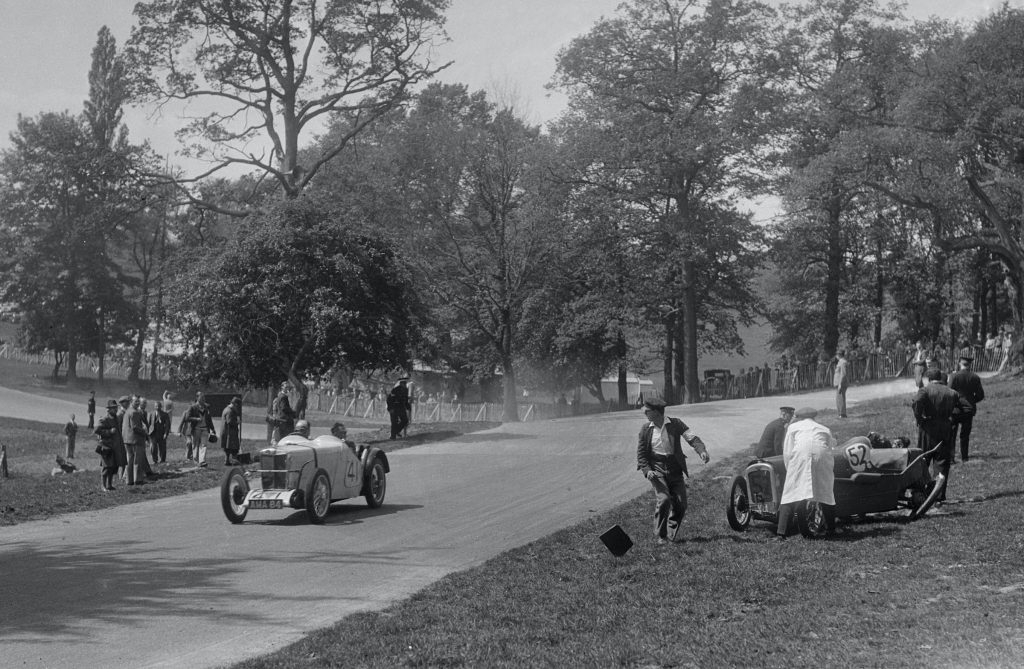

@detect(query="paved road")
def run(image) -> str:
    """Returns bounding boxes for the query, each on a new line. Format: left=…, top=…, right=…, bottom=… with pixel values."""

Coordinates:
left=0, top=379, right=920, bottom=668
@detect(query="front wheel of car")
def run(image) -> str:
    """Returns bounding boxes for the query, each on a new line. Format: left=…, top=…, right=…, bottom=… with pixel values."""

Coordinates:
left=910, top=473, right=946, bottom=520
left=364, top=458, right=387, bottom=508
left=796, top=501, right=830, bottom=538
left=726, top=477, right=751, bottom=531
left=306, top=468, right=331, bottom=524
left=220, top=467, right=249, bottom=524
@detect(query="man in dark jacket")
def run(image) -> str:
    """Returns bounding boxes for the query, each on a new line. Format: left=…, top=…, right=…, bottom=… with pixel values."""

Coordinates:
left=94, top=400, right=120, bottom=491
left=636, top=399, right=710, bottom=544
left=149, top=400, right=172, bottom=464
left=754, top=406, right=795, bottom=458
left=949, top=355, right=985, bottom=462
left=913, top=368, right=967, bottom=501
left=184, top=393, right=216, bottom=467
left=221, top=396, right=243, bottom=465
left=387, top=377, right=412, bottom=439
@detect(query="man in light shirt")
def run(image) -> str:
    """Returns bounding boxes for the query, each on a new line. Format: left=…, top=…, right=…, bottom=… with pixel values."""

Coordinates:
left=635, top=399, right=710, bottom=545
left=775, top=407, right=837, bottom=540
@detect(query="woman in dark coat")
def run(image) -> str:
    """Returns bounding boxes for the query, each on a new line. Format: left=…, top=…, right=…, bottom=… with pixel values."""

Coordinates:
left=221, top=397, right=243, bottom=465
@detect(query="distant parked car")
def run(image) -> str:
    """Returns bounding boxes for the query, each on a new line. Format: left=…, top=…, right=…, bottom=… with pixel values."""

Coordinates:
left=220, top=433, right=389, bottom=524
left=702, top=369, right=731, bottom=401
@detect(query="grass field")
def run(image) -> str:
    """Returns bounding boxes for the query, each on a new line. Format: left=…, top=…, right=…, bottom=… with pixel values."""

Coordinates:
left=232, top=376, right=1024, bottom=669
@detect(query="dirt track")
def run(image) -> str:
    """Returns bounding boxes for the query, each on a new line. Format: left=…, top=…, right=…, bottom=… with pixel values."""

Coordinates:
left=0, top=379, right=920, bottom=668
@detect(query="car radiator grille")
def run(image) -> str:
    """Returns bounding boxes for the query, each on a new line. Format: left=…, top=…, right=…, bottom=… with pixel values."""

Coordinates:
left=261, top=453, right=289, bottom=489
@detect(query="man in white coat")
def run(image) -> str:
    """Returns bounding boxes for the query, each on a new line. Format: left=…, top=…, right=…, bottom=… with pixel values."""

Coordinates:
left=775, top=407, right=837, bottom=539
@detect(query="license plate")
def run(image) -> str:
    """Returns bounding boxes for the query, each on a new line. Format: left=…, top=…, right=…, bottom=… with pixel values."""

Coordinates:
left=250, top=499, right=283, bottom=510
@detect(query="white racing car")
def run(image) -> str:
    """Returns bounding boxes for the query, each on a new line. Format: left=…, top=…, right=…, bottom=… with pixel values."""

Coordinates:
left=220, top=433, right=390, bottom=524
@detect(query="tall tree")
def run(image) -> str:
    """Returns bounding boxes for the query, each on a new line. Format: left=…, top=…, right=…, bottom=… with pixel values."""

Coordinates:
left=771, top=0, right=911, bottom=358
left=553, top=0, right=775, bottom=403
left=166, top=195, right=424, bottom=413
left=312, top=84, right=568, bottom=420
left=0, top=112, right=135, bottom=379
left=126, top=0, right=450, bottom=206
left=878, top=6, right=1024, bottom=367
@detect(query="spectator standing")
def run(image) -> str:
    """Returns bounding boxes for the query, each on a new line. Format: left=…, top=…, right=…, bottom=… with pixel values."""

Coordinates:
left=63, top=413, right=78, bottom=459
left=775, top=407, right=837, bottom=540
left=268, top=386, right=296, bottom=445
left=834, top=349, right=849, bottom=418
left=635, top=399, right=710, bottom=544
left=149, top=400, right=172, bottom=464
left=138, top=398, right=155, bottom=478
left=184, top=392, right=217, bottom=467
left=94, top=399, right=120, bottom=491
left=911, top=340, right=928, bottom=389
left=913, top=368, right=965, bottom=502
left=121, top=396, right=149, bottom=485
left=386, top=377, right=412, bottom=439
left=86, top=391, right=96, bottom=429
left=754, top=406, right=795, bottom=458
left=115, top=396, right=130, bottom=481
left=162, top=390, right=175, bottom=417
left=221, top=396, right=243, bottom=465
left=949, top=355, right=985, bottom=463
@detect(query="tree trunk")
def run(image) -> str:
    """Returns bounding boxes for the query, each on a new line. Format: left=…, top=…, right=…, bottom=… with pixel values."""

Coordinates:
left=823, top=201, right=843, bottom=359
left=67, top=348, right=79, bottom=380
left=681, top=258, right=699, bottom=404
left=501, top=355, right=520, bottom=422
left=51, top=351, right=65, bottom=380
left=663, top=313, right=675, bottom=404
left=617, top=363, right=628, bottom=409
left=129, top=284, right=150, bottom=382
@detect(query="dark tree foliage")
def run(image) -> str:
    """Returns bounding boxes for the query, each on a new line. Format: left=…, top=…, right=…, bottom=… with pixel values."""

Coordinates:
left=552, top=0, right=775, bottom=403
left=0, top=112, right=137, bottom=379
left=166, top=196, right=424, bottom=413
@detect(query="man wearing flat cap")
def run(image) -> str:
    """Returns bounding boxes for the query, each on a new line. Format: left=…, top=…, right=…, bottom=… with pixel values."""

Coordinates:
left=776, top=407, right=837, bottom=539
left=755, top=406, right=795, bottom=458
left=636, top=399, right=710, bottom=544
left=949, top=355, right=985, bottom=462
left=94, top=399, right=121, bottom=491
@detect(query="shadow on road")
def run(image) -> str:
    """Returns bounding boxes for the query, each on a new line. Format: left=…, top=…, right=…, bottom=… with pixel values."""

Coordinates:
left=243, top=502, right=423, bottom=526
left=447, top=431, right=532, bottom=443
left=0, top=539, right=339, bottom=641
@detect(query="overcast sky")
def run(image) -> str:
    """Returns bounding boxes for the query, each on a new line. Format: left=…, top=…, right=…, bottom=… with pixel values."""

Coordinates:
left=0, top=0, right=1012, bottom=167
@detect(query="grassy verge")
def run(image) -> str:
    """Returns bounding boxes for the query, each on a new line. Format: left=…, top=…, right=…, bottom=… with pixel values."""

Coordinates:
left=0, top=418, right=498, bottom=526
left=234, top=376, right=1024, bottom=669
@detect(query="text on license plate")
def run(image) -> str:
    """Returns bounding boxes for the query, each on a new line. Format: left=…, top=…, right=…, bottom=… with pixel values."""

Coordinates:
left=250, top=499, right=283, bottom=510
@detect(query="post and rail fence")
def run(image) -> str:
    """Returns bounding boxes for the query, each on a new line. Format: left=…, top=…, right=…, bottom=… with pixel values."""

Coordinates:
left=0, top=342, right=1011, bottom=423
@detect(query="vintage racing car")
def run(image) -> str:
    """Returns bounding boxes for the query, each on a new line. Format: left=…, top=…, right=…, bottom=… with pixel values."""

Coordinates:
left=726, top=436, right=944, bottom=537
left=220, top=433, right=390, bottom=524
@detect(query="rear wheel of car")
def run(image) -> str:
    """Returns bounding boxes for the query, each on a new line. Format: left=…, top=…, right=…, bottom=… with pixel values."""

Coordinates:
left=220, top=467, right=249, bottom=524
left=306, top=468, right=331, bottom=524
left=726, top=477, right=751, bottom=531
left=364, top=458, right=387, bottom=508
left=796, top=501, right=830, bottom=538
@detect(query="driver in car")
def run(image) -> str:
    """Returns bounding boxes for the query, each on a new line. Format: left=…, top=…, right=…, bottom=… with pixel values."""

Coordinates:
left=289, top=420, right=311, bottom=439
